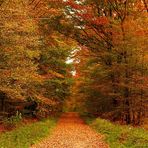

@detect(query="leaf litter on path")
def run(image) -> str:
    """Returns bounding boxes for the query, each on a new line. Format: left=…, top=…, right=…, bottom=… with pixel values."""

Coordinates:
left=31, top=112, right=109, bottom=148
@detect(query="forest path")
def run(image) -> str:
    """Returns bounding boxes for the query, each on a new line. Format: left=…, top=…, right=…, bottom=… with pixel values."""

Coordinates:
left=32, top=112, right=109, bottom=148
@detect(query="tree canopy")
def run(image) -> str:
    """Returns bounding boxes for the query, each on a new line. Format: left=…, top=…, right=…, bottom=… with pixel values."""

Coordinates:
left=0, top=0, right=147, bottom=125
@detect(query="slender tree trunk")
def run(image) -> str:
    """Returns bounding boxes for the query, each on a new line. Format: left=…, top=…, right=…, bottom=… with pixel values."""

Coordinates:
left=0, top=93, right=5, bottom=111
left=142, top=0, right=148, bottom=13
left=137, top=52, right=145, bottom=125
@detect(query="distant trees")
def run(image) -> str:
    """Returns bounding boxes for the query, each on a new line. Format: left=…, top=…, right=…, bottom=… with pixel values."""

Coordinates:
left=35, top=0, right=75, bottom=113
left=64, top=0, right=148, bottom=125
left=37, top=30, right=74, bottom=113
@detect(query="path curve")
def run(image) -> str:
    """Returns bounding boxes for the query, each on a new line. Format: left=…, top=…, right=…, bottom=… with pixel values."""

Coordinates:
left=32, top=112, right=109, bottom=148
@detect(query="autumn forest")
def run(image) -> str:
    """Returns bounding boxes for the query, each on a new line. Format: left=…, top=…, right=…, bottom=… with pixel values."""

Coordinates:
left=0, top=0, right=148, bottom=147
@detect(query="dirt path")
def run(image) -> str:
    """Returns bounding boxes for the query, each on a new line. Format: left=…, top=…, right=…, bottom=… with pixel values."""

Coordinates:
left=32, top=112, right=109, bottom=148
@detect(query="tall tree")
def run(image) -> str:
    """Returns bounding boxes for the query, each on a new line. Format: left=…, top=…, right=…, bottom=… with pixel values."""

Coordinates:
left=0, top=0, right=41, bottom=108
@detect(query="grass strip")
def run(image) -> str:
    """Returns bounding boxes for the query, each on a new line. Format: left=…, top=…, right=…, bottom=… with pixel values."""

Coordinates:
left=85, top=117, right=148, bottom=148
left=0, top=118, right=56, bottom=148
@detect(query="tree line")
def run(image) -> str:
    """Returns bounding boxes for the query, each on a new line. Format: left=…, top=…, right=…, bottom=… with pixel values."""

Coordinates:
left=0, top=0, right=147, bottom=125
left=0, top=0, right=74, bottom=119
left=62, top=0, right=148, bottom=125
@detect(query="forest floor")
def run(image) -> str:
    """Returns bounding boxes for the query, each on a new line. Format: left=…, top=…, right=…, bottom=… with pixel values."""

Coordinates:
left=32, top=112, right=109, bottom=148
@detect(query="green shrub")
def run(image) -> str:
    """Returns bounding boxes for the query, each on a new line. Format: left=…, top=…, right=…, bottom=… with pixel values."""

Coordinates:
left=3, top=111, right=22, bottom=130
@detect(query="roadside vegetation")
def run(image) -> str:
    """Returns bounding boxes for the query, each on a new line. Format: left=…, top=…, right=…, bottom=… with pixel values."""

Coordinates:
left=0, top=118, right=56, bottom=148
left=85, top=117, right=148, bottom=148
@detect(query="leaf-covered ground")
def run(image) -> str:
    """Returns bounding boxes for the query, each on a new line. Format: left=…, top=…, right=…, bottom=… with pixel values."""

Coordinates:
left=32, top=112, right=109, bottom=148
